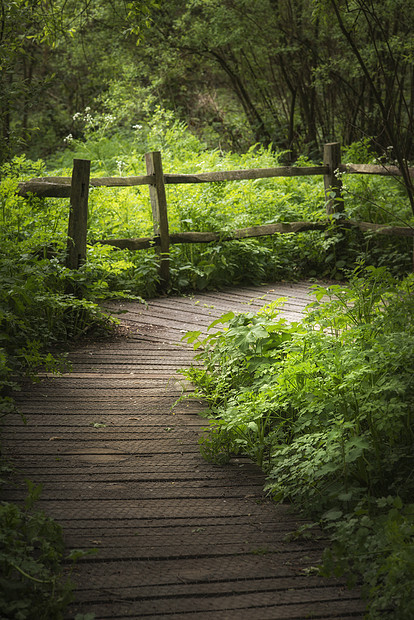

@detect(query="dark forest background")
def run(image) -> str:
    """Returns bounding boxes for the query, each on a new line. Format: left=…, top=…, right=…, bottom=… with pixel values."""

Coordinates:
left=2, top=0, right=414, bottom=170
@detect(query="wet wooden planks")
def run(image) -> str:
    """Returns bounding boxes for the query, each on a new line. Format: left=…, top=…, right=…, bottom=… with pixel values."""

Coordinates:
left=1, top=282, right=365, bottom=619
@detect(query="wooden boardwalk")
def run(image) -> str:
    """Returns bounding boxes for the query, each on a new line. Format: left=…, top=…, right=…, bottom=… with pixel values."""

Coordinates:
left=2, top=282, right=365, bottom=619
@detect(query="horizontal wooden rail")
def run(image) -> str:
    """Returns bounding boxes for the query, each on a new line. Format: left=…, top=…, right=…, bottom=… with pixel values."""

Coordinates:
left=339, top=163, right=414, bottom=177
left=352, top=220, right=414, bottom=237
left=18, top=163, right=414, bottom=198
left=18, top=175, right=155, bottom=198
left=163, top=166, right=329, bottom=183
left=94, top=218, right=414, bottom=252
left=18, top=166, right=329, bottom=197
left=96, top=221, right=328, bottom=251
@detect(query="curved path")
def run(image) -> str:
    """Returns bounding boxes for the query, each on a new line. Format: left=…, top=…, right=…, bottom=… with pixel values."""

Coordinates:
left=2, top=282, right=365, bottom=619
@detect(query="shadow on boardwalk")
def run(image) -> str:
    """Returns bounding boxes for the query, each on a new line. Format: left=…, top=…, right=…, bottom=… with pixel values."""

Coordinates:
left=2, top=282, right=365, bottom=619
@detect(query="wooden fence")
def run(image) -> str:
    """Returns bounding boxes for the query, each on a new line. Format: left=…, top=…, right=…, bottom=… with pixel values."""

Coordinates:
left=18, top=142, right=414, bottom=288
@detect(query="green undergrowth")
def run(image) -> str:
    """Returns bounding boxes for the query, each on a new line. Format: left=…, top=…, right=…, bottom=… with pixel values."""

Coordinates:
left=0, top=467, right=97, bottom=620
left=180, top=266, right=414, bottom=619
left=6, top=111, right=413, bottom=301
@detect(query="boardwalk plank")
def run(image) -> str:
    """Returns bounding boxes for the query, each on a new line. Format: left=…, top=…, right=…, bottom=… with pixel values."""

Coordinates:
left=1, top=282, right=365, bottom=619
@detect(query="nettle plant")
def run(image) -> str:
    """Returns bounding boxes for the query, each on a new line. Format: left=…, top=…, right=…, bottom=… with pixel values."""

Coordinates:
left=182, top=266, right=414, bottom=618
left=182, top=299, right=308, bottom=466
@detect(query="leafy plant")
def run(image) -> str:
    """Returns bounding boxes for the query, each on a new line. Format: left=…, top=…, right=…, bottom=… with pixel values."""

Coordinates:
left=321, top=497, right=414, bottom=619
left=0, top=480, right=74, bottom=620
left=182, top=267, right=414, bottom=618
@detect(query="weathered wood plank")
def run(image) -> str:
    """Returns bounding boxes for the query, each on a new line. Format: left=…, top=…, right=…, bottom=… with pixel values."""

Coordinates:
left=95, top=235, right=155, bottom=250
left=171, top=221, right=326, bottom=241
left=72, top=575, right=335, bottom=600
left=339, top=162, right=414, bottom=177
left=18, top=181, right=72, bottom=198
left=63, top=554, right=337, bottom=585
left=96, top=216, right=414, bottom=253
left=95, top=220, right=327, bottom=251
left=347, top=219, right=414, bottom=237
left=69, top=591, right=364, bottom=619
left=18, top=174, right=155, bottom=197
left=164, top=165, right=329, bottom=183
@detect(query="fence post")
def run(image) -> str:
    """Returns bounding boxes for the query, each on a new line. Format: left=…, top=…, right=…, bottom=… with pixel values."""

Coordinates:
left=323, top=142, right=344, bottom=215
left=145, top=151, right=170, bottom=289
left=66, top=159, right=90, bottom=270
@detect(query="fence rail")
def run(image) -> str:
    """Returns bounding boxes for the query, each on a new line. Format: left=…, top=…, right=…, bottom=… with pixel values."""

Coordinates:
left=18, top=142, right=414, bottom=287
left=17, top=164, right=414, bottom=197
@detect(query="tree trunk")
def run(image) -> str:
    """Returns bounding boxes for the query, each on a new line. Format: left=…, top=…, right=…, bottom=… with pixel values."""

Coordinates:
left=209, top=49, right=272, bottom=145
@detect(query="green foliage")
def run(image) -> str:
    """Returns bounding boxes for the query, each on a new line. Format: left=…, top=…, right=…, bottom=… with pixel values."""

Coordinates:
left=46, top=121, right=413, bottom=289
left=0, top=120, right=413, bottom=618
left=198, top=421, right=235, bottom=466
left=321, top=497, right=414, bottom=619
left=0, top=239, right=115, bottom=383
left=183, top=267, right=414, bottom=618
left=0, top=480, right=74, bottom=620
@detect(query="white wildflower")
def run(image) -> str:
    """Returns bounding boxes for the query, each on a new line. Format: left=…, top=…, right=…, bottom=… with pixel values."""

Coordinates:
left=116, top=159, right=126, bottom=175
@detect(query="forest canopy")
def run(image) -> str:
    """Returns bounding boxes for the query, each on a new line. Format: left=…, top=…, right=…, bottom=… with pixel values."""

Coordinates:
left=2, top=0, right=414, bottom=168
